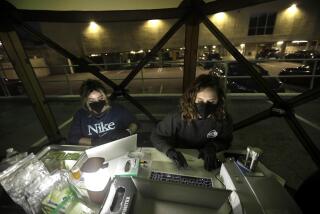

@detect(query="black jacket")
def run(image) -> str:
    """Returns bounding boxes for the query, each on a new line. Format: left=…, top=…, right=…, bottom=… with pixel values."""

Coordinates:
left=151, top=111, right=233, bottom=154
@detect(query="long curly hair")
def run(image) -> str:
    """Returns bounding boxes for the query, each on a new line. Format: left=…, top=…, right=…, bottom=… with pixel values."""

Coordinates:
left=180, top=74, right=226, bottom=121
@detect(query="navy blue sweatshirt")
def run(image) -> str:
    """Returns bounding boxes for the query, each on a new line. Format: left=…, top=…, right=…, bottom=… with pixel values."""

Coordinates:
left=151, top=111, right=233, bottom=153
left=68, top=104, right=137, bottom=144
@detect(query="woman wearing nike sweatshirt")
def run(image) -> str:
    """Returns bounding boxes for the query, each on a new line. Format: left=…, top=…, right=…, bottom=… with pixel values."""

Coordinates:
left=151, top=74, right=233, bottom=171
left=68, top=79, right=138, bottom=146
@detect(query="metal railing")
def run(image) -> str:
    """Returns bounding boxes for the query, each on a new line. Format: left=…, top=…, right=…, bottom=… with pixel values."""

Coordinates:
left=0, top=58, right=319, bottom=96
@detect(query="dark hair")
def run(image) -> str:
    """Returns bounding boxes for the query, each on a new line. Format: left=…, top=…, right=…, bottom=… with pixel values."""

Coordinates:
left=80, top=79, right=108, bottom=108
left=180, top=74, right=226, bottom=121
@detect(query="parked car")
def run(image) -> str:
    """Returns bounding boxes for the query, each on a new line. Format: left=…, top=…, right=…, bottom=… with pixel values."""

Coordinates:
left=210, top=62, right=284, bottom=93
left=199, top=52, right=222, bottom=69
left=279, top=63, right=320, bottom=88
left=256, top=48, right=281, bottom=59
left=285, top=50, right=320, bottom=60
left=0, top=78, right=24, bottom=96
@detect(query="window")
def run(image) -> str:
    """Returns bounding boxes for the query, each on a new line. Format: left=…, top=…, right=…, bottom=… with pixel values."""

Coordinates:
left=248, top=12, right=277, bottom=36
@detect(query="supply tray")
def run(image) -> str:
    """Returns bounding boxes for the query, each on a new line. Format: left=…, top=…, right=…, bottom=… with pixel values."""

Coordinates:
left=36, top=144, right=90, bottom=173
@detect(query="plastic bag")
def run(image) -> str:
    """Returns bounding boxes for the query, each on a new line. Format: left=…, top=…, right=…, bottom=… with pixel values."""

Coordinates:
left=42, top=173, right=74, bottom=214
left=0, top=153, right=61, bottom=214
left=26, top=170, right=68, bottom=213
left=42, top=173, right=96, bottom=214
left=0, top=151, right=28, bottom=172
left=0, top=154, right=38, bottom=213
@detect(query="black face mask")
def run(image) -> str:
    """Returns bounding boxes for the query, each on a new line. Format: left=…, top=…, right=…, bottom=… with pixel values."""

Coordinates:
left=89, top=100, right=106, bottom=114
left=195, top=102, right=218, bottom=119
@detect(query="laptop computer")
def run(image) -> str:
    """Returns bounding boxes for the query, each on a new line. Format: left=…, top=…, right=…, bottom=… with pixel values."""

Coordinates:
left=132, top=176, right=231, bottom=211
left=100, top=176, right=232, bottom=214
left=85, top=134, right=137, bottom=161
left=138, top=149, right=222, bottom=190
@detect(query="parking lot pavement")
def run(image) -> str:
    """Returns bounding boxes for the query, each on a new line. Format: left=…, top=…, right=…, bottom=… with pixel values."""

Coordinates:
left=36, top=62, right=306, bottom=95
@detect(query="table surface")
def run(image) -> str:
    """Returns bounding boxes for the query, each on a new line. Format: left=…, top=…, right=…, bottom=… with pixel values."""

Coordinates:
left=135, top=147, right=302, bottom=214
left=3, top=144, right=300, bottom=214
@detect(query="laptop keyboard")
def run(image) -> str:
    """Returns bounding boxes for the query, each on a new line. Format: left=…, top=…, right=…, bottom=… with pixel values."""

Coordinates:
left=150, top=171, right=213, bottom=188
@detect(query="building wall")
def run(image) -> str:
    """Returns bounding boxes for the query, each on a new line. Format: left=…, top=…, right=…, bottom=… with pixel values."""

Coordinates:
left=36, top=0, right=319, bottom=70
left=199, top=0, right=320, bottom=44
left=0, top=57, right=50, bottom=79
left=39, top=0, right=319, bottom=54
left=39, top=20, right=186, bottom=56
left=8, top=0, right=183, bottom=10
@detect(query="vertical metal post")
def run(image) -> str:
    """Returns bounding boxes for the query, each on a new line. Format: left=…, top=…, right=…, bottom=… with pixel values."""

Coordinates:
left=0, top=25, right=62, bottom=143
left=160, top=50, right=164, bottom=68
left=280, top=41, right=287, bottom=59
left=314, top=40, right=319, bottom=51
left=67, top=58, right=74, bottom=74
left=63, top=66, right=73, bottom=95
left=0, top=78, right=10, bottom=96
left=310, top=60, right=318, bottom=90
left=224, top=62, right=228, bottom=93
left=0, top=63, right=11, bottom=96
left=305, top=41, right=310, bottom=51
left=140, top=67, right=145, bottom=93
left=183, top=12, right=199, bottom=92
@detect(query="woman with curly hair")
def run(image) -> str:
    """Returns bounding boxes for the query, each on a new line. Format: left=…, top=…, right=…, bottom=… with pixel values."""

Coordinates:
left=151, top=74, right=233, bottom=171
left=68, top=79, right=138, bottom=146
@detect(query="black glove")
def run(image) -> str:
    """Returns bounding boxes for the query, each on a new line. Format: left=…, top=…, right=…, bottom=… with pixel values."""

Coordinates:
left=166, top=148, right=188, bottom=169
left=198, top=145, right=219, bottom=171
left=92, top=129, right=130, bottom=146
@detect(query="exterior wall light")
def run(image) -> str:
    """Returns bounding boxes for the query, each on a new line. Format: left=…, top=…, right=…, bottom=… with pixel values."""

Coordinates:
left=146, top=19, right=162, bottom=28
left=287, top=3, right=298, bottom=14
left=214, top=12, right=226, bottom=21
left=277, top=41, right=284, bottom=46
left=292, top=40, right=308, bottom=43
left=88, top=21, right=100, bottom=33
